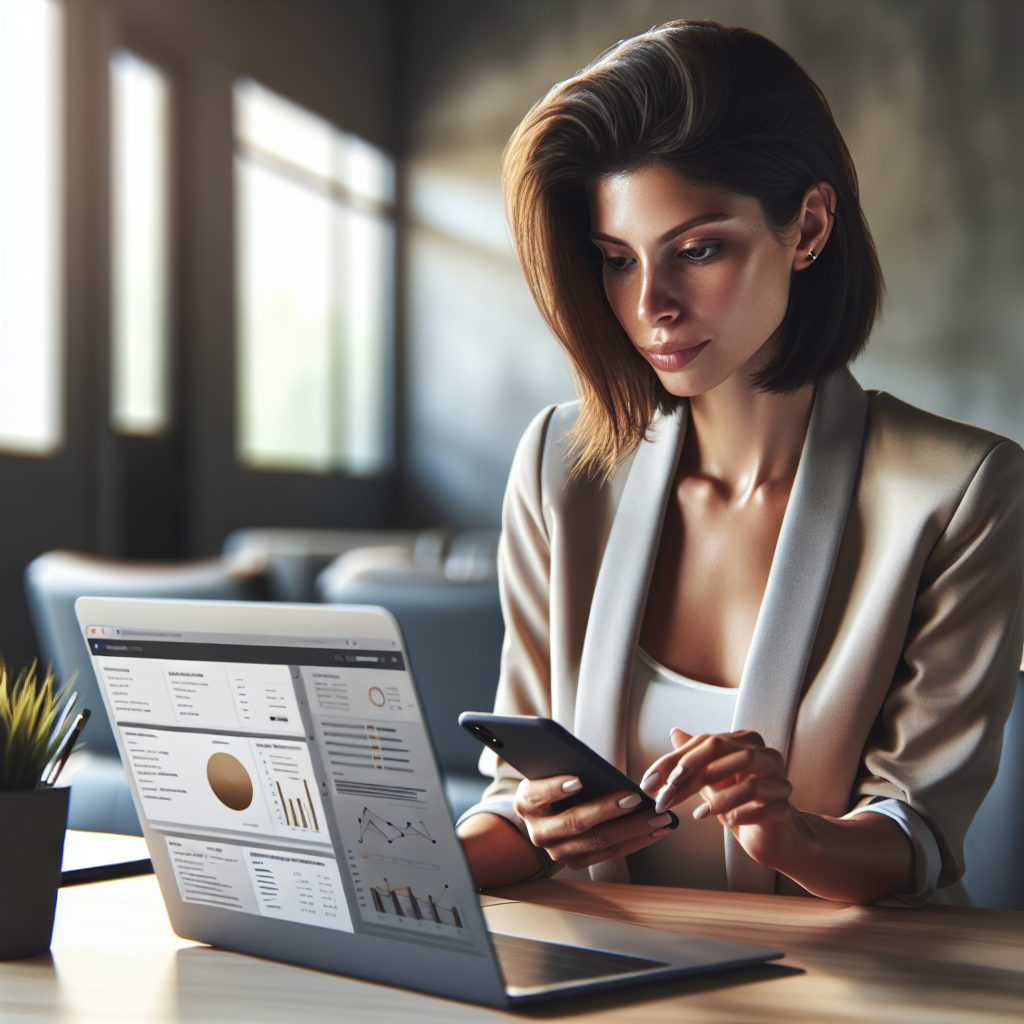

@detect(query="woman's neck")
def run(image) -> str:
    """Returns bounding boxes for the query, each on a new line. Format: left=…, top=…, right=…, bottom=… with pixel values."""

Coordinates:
left=683, top=377, right=815, bottom=499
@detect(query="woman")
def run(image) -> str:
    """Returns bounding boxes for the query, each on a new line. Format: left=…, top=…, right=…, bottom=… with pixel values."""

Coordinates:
left=456, top=21, right=1024, bottom=906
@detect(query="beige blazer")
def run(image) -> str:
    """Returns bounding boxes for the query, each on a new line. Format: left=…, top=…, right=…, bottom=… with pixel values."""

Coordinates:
left=475, top=369, right=1024, bottom=899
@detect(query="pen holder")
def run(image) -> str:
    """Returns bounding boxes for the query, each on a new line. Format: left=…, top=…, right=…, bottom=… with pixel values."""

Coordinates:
left=0, top=786, right=70, bottom=960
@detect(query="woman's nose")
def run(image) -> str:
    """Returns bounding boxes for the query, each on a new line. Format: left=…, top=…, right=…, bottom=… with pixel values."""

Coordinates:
left=637, top=265, right=681, bottom=325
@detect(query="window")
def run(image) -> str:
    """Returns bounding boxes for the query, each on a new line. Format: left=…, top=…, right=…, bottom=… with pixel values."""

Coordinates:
left=234, top=79, right=394, bottom=475
left=0, top=0, right=62, bottom=455
left=109, top=49, right=171, bottom=436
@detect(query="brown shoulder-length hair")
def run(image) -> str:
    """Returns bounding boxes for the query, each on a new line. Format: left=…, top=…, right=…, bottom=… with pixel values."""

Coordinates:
left=504, top=20, right=883, bottom=479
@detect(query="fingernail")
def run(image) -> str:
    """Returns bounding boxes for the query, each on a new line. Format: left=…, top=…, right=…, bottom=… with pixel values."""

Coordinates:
left=668, top=763, right=687, bottom=785
left=655, top=790, right=672, bottom=814
left=647, top=812, right=672, bottom=829
left=641, top=770, right=660, bottom=789
left=650, top=827, right=671, bottom=839
left=692, top=802, right=711, bottom=820
left=618, top=793, right=642, bottom=809
left=562, top=778, right=582, bottom=793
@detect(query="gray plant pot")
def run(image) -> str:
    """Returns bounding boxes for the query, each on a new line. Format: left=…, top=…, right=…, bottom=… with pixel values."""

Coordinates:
left=0, top=787, right=69, bottom=960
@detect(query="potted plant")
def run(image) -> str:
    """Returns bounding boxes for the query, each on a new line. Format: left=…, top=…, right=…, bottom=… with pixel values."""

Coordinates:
left=0, top=662, right=79, bottom=960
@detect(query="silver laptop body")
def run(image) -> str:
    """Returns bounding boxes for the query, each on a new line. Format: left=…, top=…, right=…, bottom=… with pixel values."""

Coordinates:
left=75, top=597, right=782, bottom=1007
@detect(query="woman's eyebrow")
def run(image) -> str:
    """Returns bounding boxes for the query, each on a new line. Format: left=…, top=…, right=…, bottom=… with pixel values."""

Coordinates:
left=590, top=213, right=732, bottom=246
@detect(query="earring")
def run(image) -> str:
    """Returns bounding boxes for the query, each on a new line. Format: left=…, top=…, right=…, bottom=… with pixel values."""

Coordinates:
left=807, top=249, right=817, bottom=261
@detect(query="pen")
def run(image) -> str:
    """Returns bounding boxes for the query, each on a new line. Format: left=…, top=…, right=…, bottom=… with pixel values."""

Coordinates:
left=40, top=693, right=78, bottom=785
left=44, top=708, right=90, bottom=787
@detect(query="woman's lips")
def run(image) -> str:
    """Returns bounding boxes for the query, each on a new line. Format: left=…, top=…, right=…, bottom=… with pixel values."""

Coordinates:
left=644, top=340, right=710, bottom=372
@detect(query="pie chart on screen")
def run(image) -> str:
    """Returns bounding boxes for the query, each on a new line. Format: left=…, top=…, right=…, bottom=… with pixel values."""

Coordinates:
left=207, top=752, right=254, bottom=811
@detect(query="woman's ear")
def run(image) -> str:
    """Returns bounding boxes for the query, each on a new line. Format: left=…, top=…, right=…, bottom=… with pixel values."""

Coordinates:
left=793, top=182, right=836, bottom=271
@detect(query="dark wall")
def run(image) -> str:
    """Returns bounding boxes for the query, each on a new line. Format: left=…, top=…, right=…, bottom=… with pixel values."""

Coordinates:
left=0, top=0, right=401, bottom=673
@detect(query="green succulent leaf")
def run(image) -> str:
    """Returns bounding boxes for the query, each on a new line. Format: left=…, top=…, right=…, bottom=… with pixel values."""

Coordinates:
left=0, top=660, right=77, bottom=790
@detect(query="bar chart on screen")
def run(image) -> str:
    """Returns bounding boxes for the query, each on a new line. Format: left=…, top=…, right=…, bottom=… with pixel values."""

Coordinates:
left=369, top=879, right=463, bottom=928
left=337, top=794, right=474, bottom=936
left=275, top=775, right=321, bottom=832
left=350, top=858, right=464, bottom=930
left=251, top=740, right=328, bottom=837
left=126, top=729, right=331, bottom=845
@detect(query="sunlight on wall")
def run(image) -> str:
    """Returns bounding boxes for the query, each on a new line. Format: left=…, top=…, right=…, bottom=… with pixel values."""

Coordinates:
left=0, top=0, right=62, bottom=455
left=407, top=153, right=574, bottom=525
left=109, top=49, right=171, bottom=436
left=234, top=79, right=394, bottom=476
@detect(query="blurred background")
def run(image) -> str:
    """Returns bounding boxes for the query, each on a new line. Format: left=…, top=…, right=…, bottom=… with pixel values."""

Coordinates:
left=1, top=0, right=1022, bottom=670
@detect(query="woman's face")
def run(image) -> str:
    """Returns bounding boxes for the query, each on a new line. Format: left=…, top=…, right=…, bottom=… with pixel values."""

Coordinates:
left=590, top=164, right=804, bottom=398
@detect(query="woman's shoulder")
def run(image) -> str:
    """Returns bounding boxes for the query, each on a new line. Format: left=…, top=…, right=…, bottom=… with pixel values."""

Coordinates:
left=863, top=390, right=1024, bottom=500
left=513, top=401, right=580, bottom=458
left=506, top=400, right=628, bottom=519
left=864, top=389, right=1024, bottom=462
left=508, top=400, right=581, bottom=498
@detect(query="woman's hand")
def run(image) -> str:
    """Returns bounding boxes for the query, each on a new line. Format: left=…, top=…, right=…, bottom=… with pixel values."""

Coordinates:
left=640, top=727, right=798, bottom=867
left=513, top=775, right=675, bottom=871
left=639, top=727, right=914, bottom=903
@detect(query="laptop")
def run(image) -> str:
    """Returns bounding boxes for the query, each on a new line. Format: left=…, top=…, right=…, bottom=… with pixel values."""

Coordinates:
left=75, top=597, right=783, bottom=1007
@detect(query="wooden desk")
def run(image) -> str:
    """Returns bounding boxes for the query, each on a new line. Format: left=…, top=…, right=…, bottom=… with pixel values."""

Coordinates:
left=0, top=875, right=1019, bottom=1022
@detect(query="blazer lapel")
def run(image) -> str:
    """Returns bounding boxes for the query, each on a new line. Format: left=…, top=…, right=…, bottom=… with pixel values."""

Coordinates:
left=574, top=402, right=688, bottom=882
left=726, top=368, right=869, bottom=893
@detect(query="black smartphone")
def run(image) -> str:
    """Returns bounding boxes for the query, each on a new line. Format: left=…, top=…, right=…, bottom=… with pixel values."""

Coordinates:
left=459, top=711, right=678, bottom=827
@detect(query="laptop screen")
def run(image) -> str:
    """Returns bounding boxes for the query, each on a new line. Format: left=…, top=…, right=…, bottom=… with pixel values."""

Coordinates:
left=85, top=622, right=481, bottom=950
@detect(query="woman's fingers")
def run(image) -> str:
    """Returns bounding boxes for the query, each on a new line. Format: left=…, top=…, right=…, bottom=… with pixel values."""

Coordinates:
left=640, top=730, right=707, bottom=794
left=513, top=775, right=584, bottom=817
left=670, top=726, right=692, bottom=749
left=513, top=774, right=663, bottom=860
left=698, top=745, right=786, bottom=789
left=556, top=824, right=673, bottom=871
left=511, top=730, right=791, bottom=870
left=699, top=773, right=792, bottom=823
left=639, top=768, right=662, bottom=795
left=526, top=789, right=654, bottom=847
left=653, top=731, right=769, bottom=812
left=541, top=809, right=675, bottom=866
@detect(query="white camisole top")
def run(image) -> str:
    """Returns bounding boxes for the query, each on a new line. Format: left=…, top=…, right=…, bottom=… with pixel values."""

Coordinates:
left=625, top=647, right=737, bottom=890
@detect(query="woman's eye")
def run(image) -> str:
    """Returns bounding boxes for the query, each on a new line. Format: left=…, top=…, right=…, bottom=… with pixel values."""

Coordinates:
left=602, top=255, right=636, bottom=271
left=680, top=244, right=719, bottom=263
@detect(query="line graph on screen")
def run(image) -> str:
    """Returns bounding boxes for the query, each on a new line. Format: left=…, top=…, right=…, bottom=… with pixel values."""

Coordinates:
left=357, top=806, right=436, bottom=845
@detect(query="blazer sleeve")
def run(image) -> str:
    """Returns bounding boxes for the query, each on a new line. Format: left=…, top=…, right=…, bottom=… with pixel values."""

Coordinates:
left=854, top=438, right=1024, bottom=892
left=456, top=406, right=557, bottom=836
